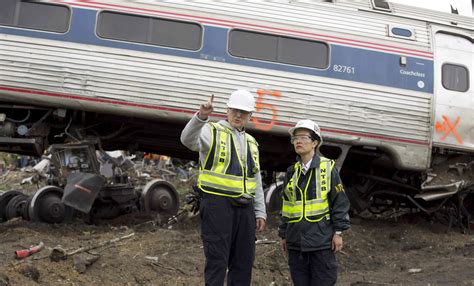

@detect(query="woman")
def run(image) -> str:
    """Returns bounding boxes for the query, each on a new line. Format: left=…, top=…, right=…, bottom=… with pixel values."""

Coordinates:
left=279, top=119, right=351, bottom=286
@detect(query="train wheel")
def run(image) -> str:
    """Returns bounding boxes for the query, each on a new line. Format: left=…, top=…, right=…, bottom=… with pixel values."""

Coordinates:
left=0, top=190, right=24, bottom=222
left=141, top=179, right=179, bottom=216
left=28, top=186, right=74, bottom=224
left=4, top=193, right=29, bottom=221
left=22, top=197, right=32, bottom=221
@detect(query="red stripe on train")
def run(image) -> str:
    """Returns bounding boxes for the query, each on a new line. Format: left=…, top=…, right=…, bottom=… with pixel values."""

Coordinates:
left=0, top=86, right=429, bottom=146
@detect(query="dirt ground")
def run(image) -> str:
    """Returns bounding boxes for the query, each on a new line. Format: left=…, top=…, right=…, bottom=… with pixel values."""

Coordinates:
left=1, top=170, right=474, bottom=285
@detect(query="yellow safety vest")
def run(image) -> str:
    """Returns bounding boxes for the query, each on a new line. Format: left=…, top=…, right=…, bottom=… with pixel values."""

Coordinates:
left=198, top=122, right=260, bottom=198
left=281, top=157, right=334, bottom=223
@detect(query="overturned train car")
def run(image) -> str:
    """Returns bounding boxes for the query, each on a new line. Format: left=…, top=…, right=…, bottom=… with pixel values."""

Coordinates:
left=0, top=0, right=473, bottom=226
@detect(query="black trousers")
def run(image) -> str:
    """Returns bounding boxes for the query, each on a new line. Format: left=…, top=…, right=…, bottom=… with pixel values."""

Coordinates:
left=200, top=193, right=256, bottom=286
left=288, top=249, right=338, bottom=286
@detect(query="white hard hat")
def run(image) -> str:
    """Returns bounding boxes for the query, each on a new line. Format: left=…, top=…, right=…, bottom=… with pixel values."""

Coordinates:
left=288, top=119, right=322, bottom=142
left=227, top=89, right=255, bottom=112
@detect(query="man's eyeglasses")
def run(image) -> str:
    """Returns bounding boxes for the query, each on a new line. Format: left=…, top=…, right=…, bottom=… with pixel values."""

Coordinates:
left=229, top=108, right=251, bottom=116
left=290, top=135, right=313, bottom=143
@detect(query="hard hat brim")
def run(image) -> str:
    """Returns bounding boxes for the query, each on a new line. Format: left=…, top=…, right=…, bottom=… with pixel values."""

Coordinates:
left=288, top=126, right=315, bottom=136
left=227, top=103, right=254, bottom=112
left=288, top=127, right=323, bottom=143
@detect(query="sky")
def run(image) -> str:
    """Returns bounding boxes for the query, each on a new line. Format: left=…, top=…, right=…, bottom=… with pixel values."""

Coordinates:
left=390, top=0, right=473, bottom=16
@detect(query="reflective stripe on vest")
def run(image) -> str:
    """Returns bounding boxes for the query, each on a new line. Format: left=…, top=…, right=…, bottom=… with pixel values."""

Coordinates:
left=198, top=122, right=259, bottom=197
left=281, top=158, right=334, bottom=223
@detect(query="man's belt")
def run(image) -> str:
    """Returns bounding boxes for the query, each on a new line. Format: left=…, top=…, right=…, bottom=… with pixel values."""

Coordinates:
left=230, top=196, right=253, bottom=206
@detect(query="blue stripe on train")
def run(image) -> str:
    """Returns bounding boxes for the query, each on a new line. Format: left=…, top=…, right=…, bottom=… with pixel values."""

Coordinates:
left=0, top=7, right=433, bottom=93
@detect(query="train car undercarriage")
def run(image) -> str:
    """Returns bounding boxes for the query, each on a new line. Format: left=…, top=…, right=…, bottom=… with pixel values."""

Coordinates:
left=266, top=144, right=474, bottom=232
left=0, top=139, right=180, bottom=224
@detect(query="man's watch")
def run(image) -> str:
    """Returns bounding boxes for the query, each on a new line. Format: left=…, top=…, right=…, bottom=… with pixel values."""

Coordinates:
left=334, top=231, right=343, bottom=236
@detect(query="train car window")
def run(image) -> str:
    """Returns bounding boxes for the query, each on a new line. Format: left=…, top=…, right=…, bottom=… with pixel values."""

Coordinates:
left=98, top=12, right=148, bottom=43
left=442, top=64, right=469, bottom=92
left=150, top=19, right=201, bottom=50
left=371, top=0, right=392, bottom=12
left=388, top=25, right=415, bottom=40
left=391, top=28, right=412, bottom=37
left=98, top=11, right=202, bottom=51
left=279, top=37, right=329, bottom=68
left=0, top=0, right=70, bottom=33
left=0, top=0, right=17, bottom=26
left=229, top=31, right=278, bottom=62
left=229, top=30, right=329, bottom=69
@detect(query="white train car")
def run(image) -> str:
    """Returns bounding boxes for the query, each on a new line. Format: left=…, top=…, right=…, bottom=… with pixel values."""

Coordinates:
left=0, top=0, right=473, bottom=222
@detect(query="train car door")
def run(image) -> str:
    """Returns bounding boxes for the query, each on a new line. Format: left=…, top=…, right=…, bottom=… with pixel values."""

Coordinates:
left=433, top=31, right=473, bottom=150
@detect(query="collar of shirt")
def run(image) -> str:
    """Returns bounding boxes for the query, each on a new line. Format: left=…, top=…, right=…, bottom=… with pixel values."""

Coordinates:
left=301, top=159, right=312, bottom=175
left=222, top=120, right=246, bottom=132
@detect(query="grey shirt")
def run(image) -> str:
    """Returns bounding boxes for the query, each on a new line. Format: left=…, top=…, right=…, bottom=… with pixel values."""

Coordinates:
left=180, top=113, right=267, bottom=220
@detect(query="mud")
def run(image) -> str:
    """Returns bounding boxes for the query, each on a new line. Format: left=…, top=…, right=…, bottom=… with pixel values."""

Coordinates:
left=0, top=212, right=473, bottom=285
left=0, top=168, right=473, bottom=285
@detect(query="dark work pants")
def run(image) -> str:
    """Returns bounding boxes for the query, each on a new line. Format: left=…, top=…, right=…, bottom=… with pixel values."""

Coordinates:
left=288, top=249, right=338, bottom=286
left=200, top=193, right=256, bottom=286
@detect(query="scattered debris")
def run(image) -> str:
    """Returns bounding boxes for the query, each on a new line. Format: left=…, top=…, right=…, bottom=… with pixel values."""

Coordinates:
left=256, top=238, right=278, bottom=245
left=14, top=242, right=44, bottom=260
left=49, top=247, right=67, bottom=262
left=148, top=259, right=186, bottom=275
left=144, top=256, right=159, bottom=263
left=50, top=232, right=135, bottom=262
left=73, top=254, right=100, bottom=274
left=19, top=176, right=36, bottom=185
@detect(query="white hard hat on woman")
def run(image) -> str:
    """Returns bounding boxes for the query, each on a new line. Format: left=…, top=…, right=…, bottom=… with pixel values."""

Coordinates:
left=288, top=119, right=323, bottom=144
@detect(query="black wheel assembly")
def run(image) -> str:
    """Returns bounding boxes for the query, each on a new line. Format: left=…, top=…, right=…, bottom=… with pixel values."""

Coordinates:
left=4, top=193, right=29, bottom=221
left=0, top=190, right=25, bottom=222
left=28, top=186, right=74, bottom=224
left=141, top=179, right=179, bottom=216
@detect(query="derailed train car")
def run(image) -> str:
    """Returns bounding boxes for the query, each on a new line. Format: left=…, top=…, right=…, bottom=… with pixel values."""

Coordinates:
left=0, top=0, right=473, bottom=226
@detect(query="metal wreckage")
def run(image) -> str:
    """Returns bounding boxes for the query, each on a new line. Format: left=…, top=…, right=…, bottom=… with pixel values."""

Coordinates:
left=0, top=140, right=180, bottom=224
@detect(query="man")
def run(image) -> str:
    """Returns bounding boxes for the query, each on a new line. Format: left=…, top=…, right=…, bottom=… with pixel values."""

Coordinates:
left=180, top=89, right=266, bottom=286
left=279, top=119, right=350, bottom=286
